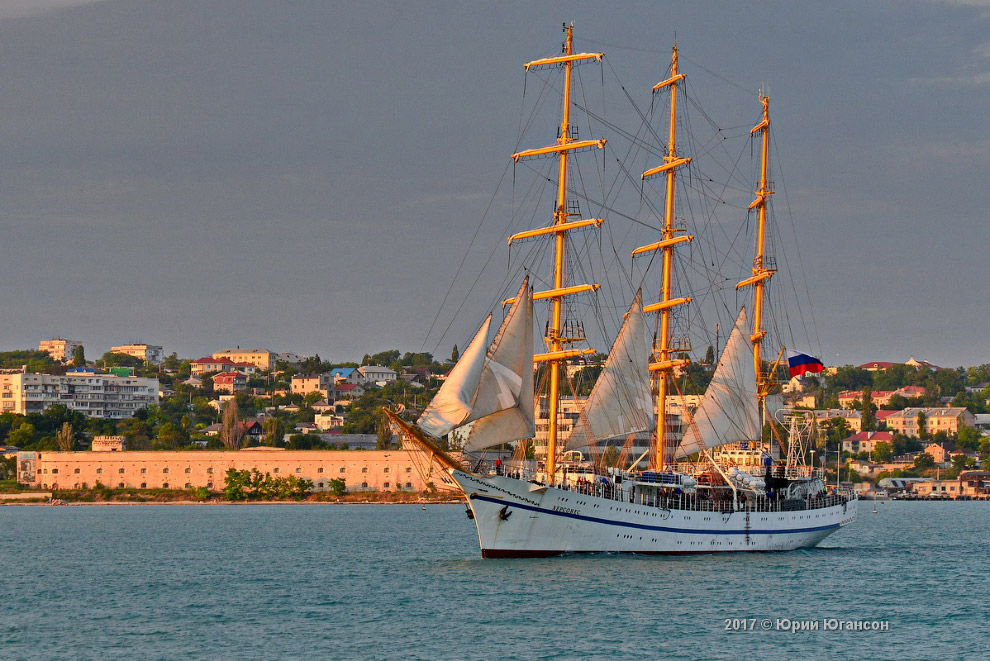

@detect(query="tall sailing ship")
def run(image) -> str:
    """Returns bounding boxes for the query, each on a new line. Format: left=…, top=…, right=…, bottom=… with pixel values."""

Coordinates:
left=388, top=25, right=856, bottom=557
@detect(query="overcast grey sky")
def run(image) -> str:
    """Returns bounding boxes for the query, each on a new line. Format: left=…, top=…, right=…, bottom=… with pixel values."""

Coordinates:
left=0, top=0, right=987, bottom=367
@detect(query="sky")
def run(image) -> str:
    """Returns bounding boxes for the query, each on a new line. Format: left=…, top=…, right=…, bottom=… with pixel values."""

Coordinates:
left=0, top=0, right=987, bottom=368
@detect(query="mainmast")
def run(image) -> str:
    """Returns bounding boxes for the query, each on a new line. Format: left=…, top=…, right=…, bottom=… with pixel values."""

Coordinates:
left=633, top=46, right=693, bottom=470
left=736, top=95, right=775, bottom=411
left=509, top=24, right=604, bottom=483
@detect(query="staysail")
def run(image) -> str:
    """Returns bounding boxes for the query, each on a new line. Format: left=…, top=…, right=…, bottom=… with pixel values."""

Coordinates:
left=416, top=314, right=493, bottom=438
left=674, top=307, right=760, bottom=459
left=566, top=290, right=654, bottom=450
left=461, top=279, right=534, bottom=450
left=416, top=278, right=534, bottom=450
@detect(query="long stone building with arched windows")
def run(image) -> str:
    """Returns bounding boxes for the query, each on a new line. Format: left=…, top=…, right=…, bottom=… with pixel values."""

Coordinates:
left=17, top=449, right=437, bottom=493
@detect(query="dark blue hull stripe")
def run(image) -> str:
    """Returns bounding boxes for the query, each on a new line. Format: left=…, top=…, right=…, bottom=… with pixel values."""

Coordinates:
left=471, top=493, right=843, bottom=536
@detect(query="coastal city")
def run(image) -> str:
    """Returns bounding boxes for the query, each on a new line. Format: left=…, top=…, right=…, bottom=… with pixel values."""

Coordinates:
left=2, top=338, right=988, bottom=503
left=2, top=3, right=988, bottom=658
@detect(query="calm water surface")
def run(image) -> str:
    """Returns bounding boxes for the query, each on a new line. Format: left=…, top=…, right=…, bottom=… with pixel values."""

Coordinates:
left=1, top=500, right=987, bottom=659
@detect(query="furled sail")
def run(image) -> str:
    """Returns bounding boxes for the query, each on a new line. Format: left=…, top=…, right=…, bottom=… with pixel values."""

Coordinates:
left=461, top=279, right=535, bottom=451
left=675, top=307, right=760, bottom=458
left=416, top=314, right=493, bottom=438
left=566, top=290, right=654, bottom=450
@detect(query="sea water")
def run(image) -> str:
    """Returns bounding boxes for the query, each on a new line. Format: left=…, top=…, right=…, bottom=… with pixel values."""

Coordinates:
left=1, top=500, right=986, bottom=659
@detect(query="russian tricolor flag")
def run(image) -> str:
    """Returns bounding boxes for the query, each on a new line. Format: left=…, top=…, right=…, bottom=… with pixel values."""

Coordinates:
left=787, top=350, right=824, bottom=377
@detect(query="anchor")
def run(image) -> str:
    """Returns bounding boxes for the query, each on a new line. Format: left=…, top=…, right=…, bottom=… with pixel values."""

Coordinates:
left=498, top=505, right=512, bottom=521
left=465, top=504, right=475, bottom=520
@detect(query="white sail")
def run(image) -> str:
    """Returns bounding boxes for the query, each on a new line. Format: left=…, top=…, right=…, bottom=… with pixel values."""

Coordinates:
left=416, top=314, right=493, bottom=438
left=565, top=290, right=654, bottom=450
left=461, top=280, right=535, bottom=451
left=675, top=307, right=760, bottom=459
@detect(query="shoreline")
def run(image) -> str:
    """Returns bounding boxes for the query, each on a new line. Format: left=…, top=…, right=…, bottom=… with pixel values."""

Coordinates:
left=1, top=490, right=464, bottom=506
left=5, top=499, right=464, bottom=507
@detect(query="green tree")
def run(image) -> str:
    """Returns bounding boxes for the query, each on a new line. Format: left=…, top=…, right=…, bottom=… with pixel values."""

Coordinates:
left=873, top=441, right=893, bottom=462
left=827, top=365, right=872, bottom=393
left=220, top=399, right=245, bottom=450
left=223, top=468, right=250, bottom=500
left=860, top=388, right=876, bottom=430
left=1, top=455, right=16, bottom=480
left=162, top=352, right=182, bottom=371
left=821, top=417, right=850, bottom=452
left=72, top=345, right=86, bottom=367
left=363, top=350, right=400, bottom=367
left=99, top=352, right=144, bottom=369
left=155, top=422, right=188, bottom=450
left=286, top=433, right=318, bottom=450
left=327, top=477, right=346, bottom=496
left=913, top=452, right=935, bottom=470
left=949, top=454, right=973, bottom=477
left=704, top=345, right=715, bottom=365
left=262, top=416, right=286, bottom=447
left=55, top=422, right=75, bottom=451
left=956, top=427, right=981, bottom=451
left=7, top=422, right=37, bottom=448
left=376, top=413, right=393, bottom=449
left=118, top=417, right=152, bottom=450
left=450, top=344, right=459, bottom=363
left=885, top=393, right=909, bottom=410
left=916, top=411, right=928, bottom=440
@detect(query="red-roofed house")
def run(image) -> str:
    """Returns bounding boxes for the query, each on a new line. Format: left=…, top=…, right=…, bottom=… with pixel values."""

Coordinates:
left=212, top=372, right=248, bottom=393
left=896, top=385, right=926, bottom=399
left=875, top=409, right=897, bottom=425
left=334, top=383, right=365, bottom=398
left=841, top=431, right=894, bottom=454
left=858, top=361, right=896, bottom=371
left=905, top=357, right=942, bottom=371
left=191, top=356, right=237, bottom=375
left=838, top=390, right=895, bottom=408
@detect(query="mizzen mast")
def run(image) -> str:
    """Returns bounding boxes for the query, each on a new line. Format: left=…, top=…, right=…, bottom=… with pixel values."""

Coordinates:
left=509, top=24, right=604, bottom=483
left=735, top=95, right=776, bottom=410
left=634, top=46, right=693, bottom=470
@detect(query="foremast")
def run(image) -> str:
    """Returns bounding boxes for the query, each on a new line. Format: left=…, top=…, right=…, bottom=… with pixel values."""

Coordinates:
left=509, top=24, right=604, bottom=483
left=735, top=95, right=776, bottom=413
left=633, top=46, right=693, bottom=470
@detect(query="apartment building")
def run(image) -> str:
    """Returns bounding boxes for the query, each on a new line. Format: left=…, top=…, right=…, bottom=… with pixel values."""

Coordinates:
left=110, top=343, right=164, bottom=364
left=291, top=373, right=334, bottom=397
left=212, top=348, right=273, bottom=370
left=0, top=369, right=159, bottom=419
left=39, top=338, right=82, bottom=362
left=885, top=407, right=975, bottom=438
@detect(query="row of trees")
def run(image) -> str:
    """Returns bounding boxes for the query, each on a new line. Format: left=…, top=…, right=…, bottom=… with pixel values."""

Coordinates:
left=221, top=468, right=318, bottom=500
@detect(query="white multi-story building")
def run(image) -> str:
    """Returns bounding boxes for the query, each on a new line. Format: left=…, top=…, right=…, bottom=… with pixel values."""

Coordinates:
left=110, top=343, right=164, bottom=364
left=0, top=369, right=159, bottom=419
left=39, top=338, right=82, bottom=362
left=357, top=365, right=398, bottom=385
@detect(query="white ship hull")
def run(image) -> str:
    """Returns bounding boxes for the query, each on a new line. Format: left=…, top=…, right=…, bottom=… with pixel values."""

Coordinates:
left=452, top=470, right=857, bottom=558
